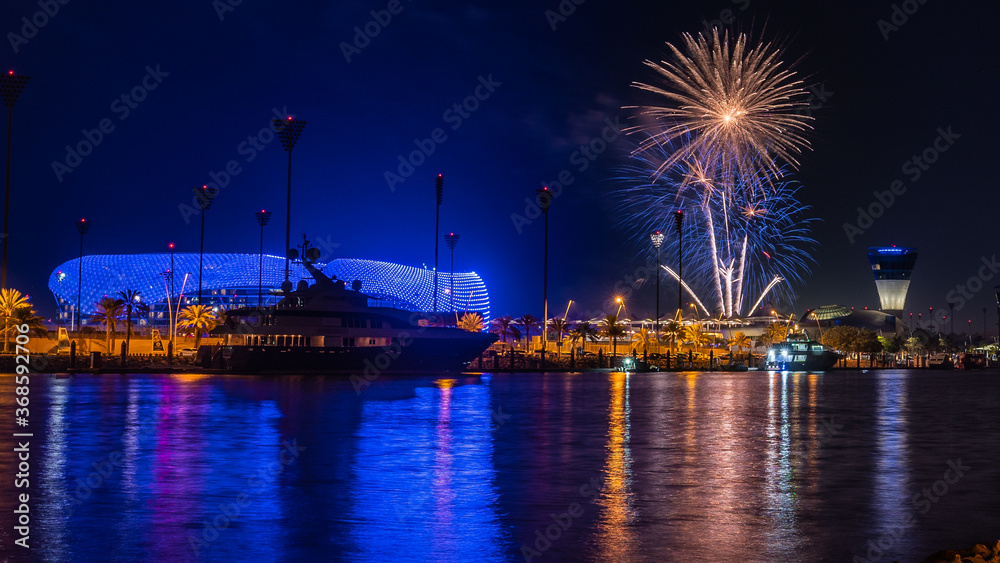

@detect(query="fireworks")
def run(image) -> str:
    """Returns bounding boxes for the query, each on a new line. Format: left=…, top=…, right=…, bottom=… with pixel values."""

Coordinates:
left=616, top=137, right=817, bottom=317
left=617, top=29, right=818, bottom=318
left=628, top=28, right=813, bottom=185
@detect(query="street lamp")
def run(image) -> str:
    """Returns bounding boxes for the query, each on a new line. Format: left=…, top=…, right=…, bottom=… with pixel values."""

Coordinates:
left=538, top=187, right=553, bottom=359
left=193, top=185, right=213, bottom=304
left=167, top=242, right=175, bottom=343
left=433, top=174, right=443, bottom=312
left=651, top=230, right=665, bottom=345
left=674, top=210, right=684, bottom=320
left=255, top=209, right=272, bottom=307
left=444, top=232, right=459, bottom=313
left=74, top=218, right=90, bottom=332
left=273, top=115, right=306, bottom=287
left=995, top=286, right=1000, bottom=343
left=1, top=70, right=29, bottom=290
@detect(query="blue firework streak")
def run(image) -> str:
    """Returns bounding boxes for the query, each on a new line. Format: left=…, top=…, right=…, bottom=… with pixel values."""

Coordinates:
left=613, top=134, right=817, bottom=317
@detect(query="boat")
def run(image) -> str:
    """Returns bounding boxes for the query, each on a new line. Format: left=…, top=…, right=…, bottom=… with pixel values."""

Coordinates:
left=201, top=240, right=497, bottom=373
left=928, top=353, right=954, bottom=369
left=763, top=332, right=840, bottom=372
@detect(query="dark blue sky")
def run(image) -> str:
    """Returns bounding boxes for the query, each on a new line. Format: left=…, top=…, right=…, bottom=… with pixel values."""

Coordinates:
left=3, top=0, right=998, bottom=333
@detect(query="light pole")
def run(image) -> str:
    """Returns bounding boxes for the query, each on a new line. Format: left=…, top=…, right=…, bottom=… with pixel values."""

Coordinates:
left=995, top=286, right=1000, bottom=345
left=73, top=218, right=91, bottom=332
left=1, top=71, right=29, bottom=290
left=274, top=116, right=306, bottom=287
left=167, top=242, right=175, bottom=343
left=674, top=210, right=684, bottom=320
left=255, top=210, right=272, bottom=307
left=433, top=174, right=443, bottom=312
left=444, top=232, right=459, bottom=313
left=651, top=230, right=664, bottom=344
left=537, top=187, right=553, bottom=359
left=193, top=185, right=213, bottom=304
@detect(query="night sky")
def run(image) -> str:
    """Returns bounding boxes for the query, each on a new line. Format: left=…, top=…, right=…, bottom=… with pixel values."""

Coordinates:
left=3, top=0, right=998, bottom=332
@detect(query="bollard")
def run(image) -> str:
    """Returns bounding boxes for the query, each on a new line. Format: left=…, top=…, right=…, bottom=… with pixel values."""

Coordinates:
left=70, top=340, right=76, bottom=369
left=570, top=348, right=575, bottom=371
left=167, top=340, right=173, bottom=366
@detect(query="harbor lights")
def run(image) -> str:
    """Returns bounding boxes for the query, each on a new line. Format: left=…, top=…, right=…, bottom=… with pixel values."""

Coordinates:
left=273, top=115, right=306, bottom=287
left=255, top=210, right=272, bottom=307
left=1, top=71, right=29, bottom=290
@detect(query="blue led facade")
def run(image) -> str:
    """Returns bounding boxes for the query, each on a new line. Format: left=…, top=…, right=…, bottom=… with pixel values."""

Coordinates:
left=48, top=254, right=490, bottom=324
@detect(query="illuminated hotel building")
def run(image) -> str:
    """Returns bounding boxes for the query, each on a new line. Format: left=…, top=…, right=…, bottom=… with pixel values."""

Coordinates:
left=867, top=246, right=918, bottom=315
left=48, top=253, right=490, bottom=326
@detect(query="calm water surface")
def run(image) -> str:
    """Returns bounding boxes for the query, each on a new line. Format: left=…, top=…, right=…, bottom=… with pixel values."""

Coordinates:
left=0, top=370, right=997, bottom=562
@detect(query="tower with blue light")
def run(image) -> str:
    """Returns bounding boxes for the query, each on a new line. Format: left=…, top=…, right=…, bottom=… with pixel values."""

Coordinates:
left=867, top=246, right=918, bottom=315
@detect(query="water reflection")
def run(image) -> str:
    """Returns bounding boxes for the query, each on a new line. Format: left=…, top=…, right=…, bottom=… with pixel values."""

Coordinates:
left=593, top=372, right=637, bottom=559
left=348, top=378, right=506, bottom=562
left=872, top=373, right=911, bottom=553
left=1, top=371, right=995, bottom=563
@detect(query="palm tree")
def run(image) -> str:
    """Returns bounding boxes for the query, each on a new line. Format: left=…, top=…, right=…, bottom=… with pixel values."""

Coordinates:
left=728, top=331, right=751, bottom=362
left=10, top=307, right=46, bottom=338
left=570, top=321, right=598, bottom=354
left=177, top=305, right=220, bottom=350
left=548, top=317, right=571, bottom=356
left=761, top=322, right=788, bottom=348
left=683, top=324, right=708, bottom=354
left=660, top=320, right=682, bottom=353
left=90, top=296, right=124, bottom=353
left=118, top=289, right=151, bottom=356
left=633, top=327, right=658, bottom=355
left=490, top=315, right=515, bottom=344
left=516, top=314, right=538, bottom=353
left=458, top=312, right=484, bottom=332
left=601, top=313, right=627, bottom=358
left=0, top=288, right=31, bottom=353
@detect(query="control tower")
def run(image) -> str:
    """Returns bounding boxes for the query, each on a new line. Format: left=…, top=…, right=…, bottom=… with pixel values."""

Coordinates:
left=867, top=246, right=918, bottom=315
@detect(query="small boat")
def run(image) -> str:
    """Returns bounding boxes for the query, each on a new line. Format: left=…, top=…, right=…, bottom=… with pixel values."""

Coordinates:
left=763, top=332, right=839, bottom=372
left=928, top=353, right=954, bottom=369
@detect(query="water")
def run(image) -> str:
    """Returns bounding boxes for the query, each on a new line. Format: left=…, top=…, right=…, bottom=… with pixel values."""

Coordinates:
left=1, top=370, right=997, bottom=562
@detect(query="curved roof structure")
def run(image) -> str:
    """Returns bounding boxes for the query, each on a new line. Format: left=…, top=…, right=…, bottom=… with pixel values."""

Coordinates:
left=48, top=253, right=490, bottom=321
